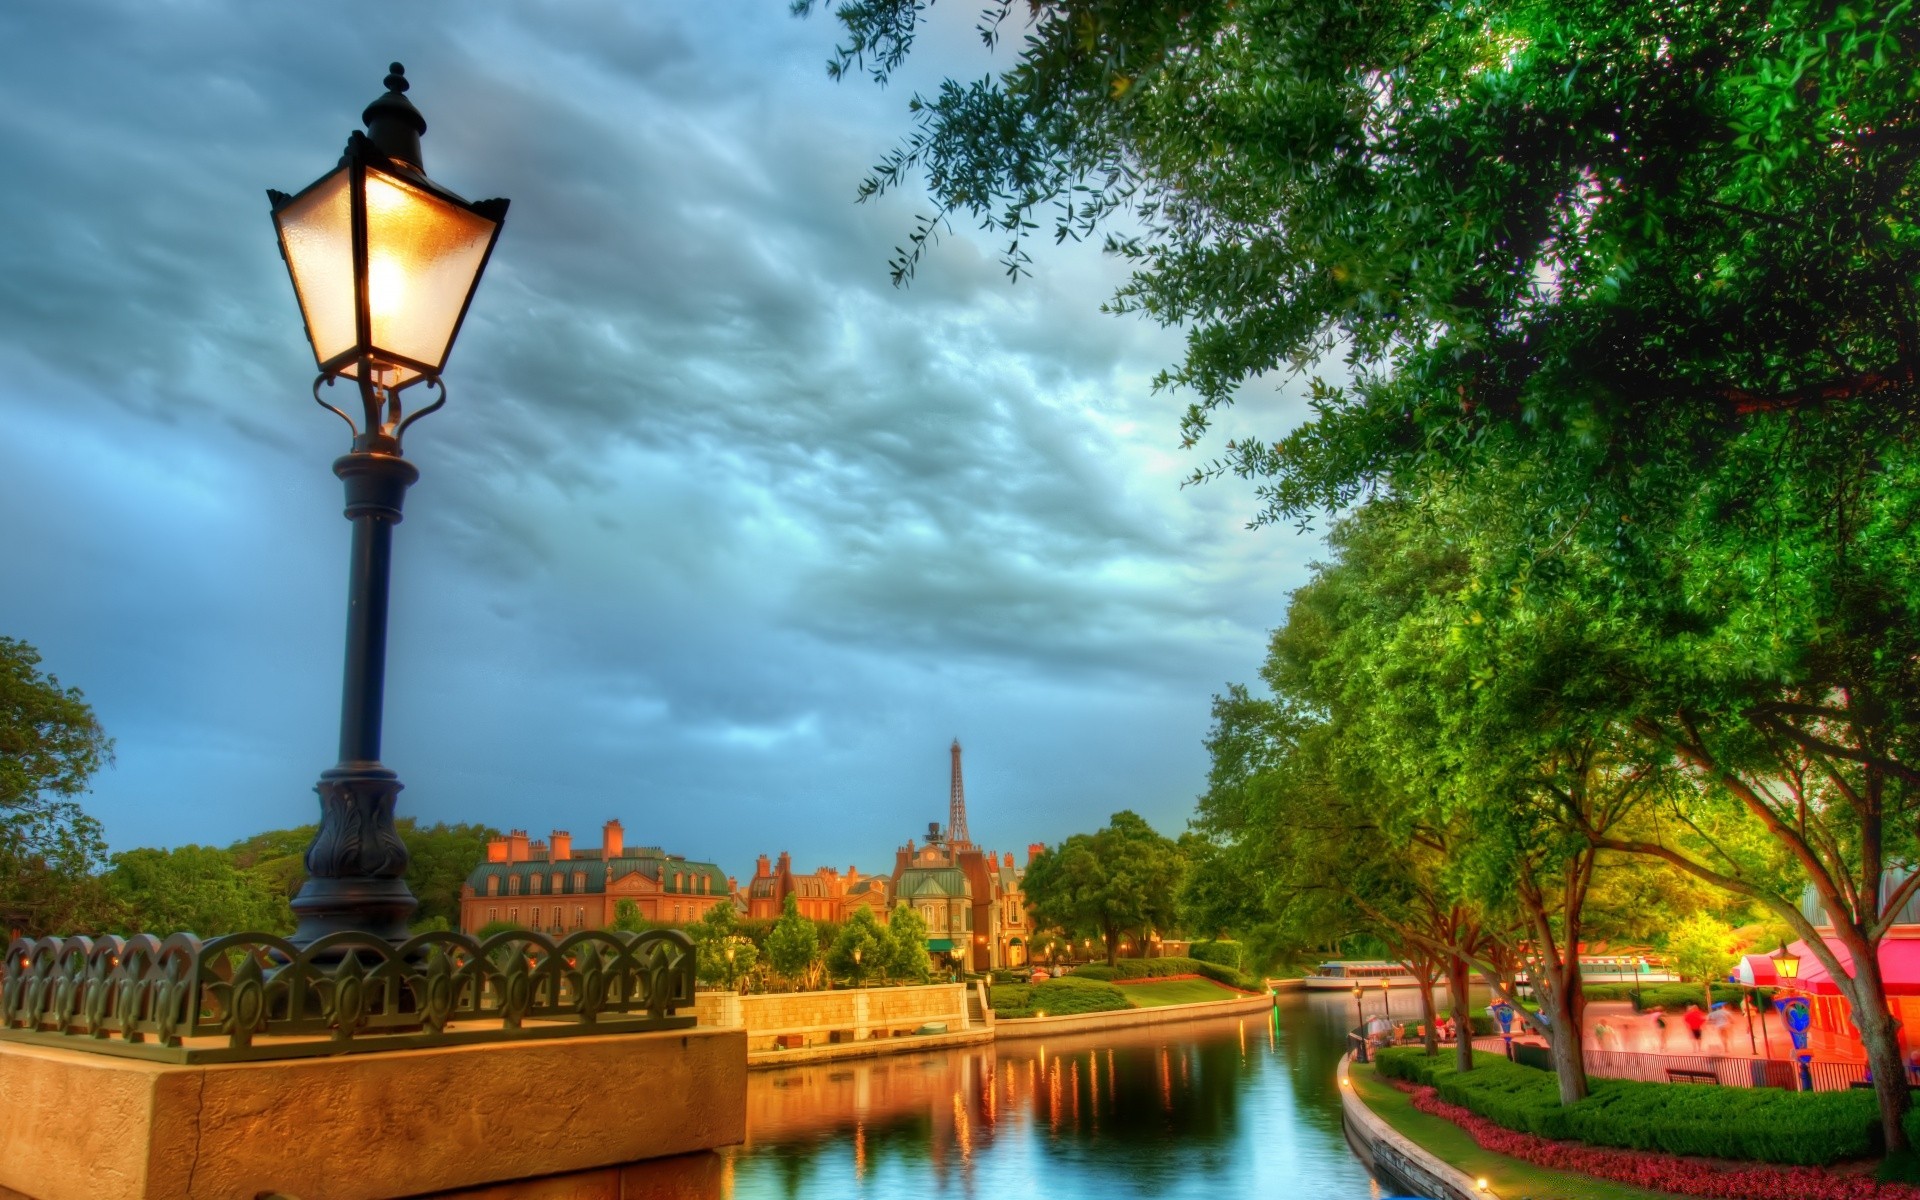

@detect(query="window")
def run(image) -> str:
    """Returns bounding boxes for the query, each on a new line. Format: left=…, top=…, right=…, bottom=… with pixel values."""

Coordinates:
left=552, top=873, right=563, bottom=894
left=508, top=875, right=521, bottom=896
left=529, top=906, right=541, bottom=928
left=575, top=906, right=586, bottom=929
left=508, top=907, right=519, bottom=925
left=487, top=907, right=498, bottom=924
left=485, top=876, right=498, bottom=896
left=573, top=872, right=587, bottom=891
left=673, top=872, right=683, bottom=892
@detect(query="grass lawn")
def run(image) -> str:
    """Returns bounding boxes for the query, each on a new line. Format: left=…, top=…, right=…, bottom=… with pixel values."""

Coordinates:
left=1116, top=977, right=1249, bottom=1007
left=1349, top=1062, right=1680, bottom=1200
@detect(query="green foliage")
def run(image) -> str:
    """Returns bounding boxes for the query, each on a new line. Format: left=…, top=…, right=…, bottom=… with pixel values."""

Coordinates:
left=610, top=898, right=652, bottom=934
left=698, top=934, right=758, bottom=990
left=1373, top=1048, right=1883, bottom=1166
left=223, top=819, right=499, bottom=933
left=765, top=894, right=821, bottom=987
left=0, top=637, right=115, bottom=936
left=1187, top=939, right=1245, bottom=971
left=992, top=977, right=1132, bottom=1019
left=1666, top=913, right=1741, bottom=1000
left=827, top=905, right=887, bottom=985
left=884, top=903, right=932, bottom=984
left=474, top=919, right=516, bottom=940
left=106, top=844, right=291, bottom=937
left=1023, top=811, right=1185, bottom=964
left=1104, top=954, right=1255, bottom=990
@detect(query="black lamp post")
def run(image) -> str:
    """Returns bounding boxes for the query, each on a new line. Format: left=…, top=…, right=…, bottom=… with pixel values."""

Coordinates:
left=268, top=64, right=508, bottom=946
left=1352, top=980, right=1364, bottom=1029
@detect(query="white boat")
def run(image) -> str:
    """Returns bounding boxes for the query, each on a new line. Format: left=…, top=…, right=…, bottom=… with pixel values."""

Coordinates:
left=1304, top=960, right=1424, bottom=990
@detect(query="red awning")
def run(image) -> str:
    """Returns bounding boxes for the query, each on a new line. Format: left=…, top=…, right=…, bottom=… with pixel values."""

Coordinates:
left=1774, top=938, right=1920, bottom=996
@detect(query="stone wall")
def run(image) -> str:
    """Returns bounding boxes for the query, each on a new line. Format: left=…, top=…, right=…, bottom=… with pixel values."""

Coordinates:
left=696, top=983, right=974, bottom=1051
left=1338, top=1052, right=1487, bottom=1200
left=995, top=992, right=1272, bottom=1040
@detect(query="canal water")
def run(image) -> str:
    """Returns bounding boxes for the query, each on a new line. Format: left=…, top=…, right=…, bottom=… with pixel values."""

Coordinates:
left=626, top=989, right=1438, bottom=1199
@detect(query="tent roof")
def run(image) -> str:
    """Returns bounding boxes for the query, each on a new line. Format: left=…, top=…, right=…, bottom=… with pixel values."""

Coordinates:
left=1773, top=938, right=1920, bottom=995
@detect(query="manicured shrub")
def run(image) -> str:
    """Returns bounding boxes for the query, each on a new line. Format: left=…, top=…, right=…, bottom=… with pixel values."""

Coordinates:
left=994, top=978, right=1131, bottom=1018
left=1071, top=964, right=1118, bottom=980
left=1107, top=955, right=1258, bottom=990
left=1371, top=1047, right=1880, bottom=1166
left=1188, top=940, right=1245, bottom=971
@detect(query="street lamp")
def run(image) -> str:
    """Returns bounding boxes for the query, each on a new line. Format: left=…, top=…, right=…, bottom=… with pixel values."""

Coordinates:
left=268, top=63, right=508, bottom=945
left=725, top=942, right=737, bottom=990
left=1352, top=981, right=1364, bottom=1029
left=1772, top=944, right=1801, bottom=981
left=852, top=945, right=864, bottom=988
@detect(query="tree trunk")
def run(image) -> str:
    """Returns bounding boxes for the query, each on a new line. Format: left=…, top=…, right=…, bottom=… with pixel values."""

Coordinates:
left=1836, top=935, right=1912, bottom=1153
left=1450, top=954, right=1474, bottom=1073
left=1103, top=919, right=1118, bottom=968
left=1417, top=974, right=1440, bottom=1057
left=1546, top=959, right=1590, bottom=1103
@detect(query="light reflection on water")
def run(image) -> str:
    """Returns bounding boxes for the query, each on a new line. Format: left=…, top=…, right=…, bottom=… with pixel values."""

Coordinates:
left=426, top=991, right=1463, bottom=1198
left=710, top=992, right=1399, bottom=1200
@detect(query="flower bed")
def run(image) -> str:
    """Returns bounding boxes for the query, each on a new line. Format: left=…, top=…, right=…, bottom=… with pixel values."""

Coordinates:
left=1390, top=1078, right=1920, bottom=1200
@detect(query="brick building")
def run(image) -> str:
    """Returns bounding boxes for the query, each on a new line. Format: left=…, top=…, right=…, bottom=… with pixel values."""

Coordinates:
left=742, top=853, right=888, bottom=923
left=459, top=819, right=733, bottom=935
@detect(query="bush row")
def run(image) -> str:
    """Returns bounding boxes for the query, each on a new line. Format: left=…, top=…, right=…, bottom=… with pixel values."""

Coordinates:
left=1072, top=956, right=1258, bottom=990
left=991, top=977, right=1131, bottom=1019
left=1187, top=940, right=1246, bottom=971
left=1372, top=1047, right=1886, bottom=1166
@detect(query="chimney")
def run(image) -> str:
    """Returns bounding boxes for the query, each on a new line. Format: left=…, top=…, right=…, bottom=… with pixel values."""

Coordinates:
left=486, top=837, right=508, bottom=863
left=727, top=875, right=738, bottom=894
left=530, top=838, right=549, bottom=862
left=602, top=819, right=624, bottom=860
left=756, top=854, right=771, bottom=878
left=1004, top=851, right=1014, bottom=869
left=551, top=830, right=573, bottom=861
left=776, top=851, right=791, bottom=875
left=507, top=830, right=530, bottom=863
left=1027, top=842, right=1045, bottom=864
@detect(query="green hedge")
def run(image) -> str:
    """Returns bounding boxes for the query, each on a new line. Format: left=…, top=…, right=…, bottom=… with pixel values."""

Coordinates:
left=1105, top=955, right=1259, bottom=990
left=1188, top=940, right=1245, bottom=971
left=1372, top=1047, right=1883, bottom=1166
left=992, top=978, right=1131, bottom=1018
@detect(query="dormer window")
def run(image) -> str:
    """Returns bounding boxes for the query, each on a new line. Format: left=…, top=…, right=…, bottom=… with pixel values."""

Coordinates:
left=508, top=875, right=521, bottom=896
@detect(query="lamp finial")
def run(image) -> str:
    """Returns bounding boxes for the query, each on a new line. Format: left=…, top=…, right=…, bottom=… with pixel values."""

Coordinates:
left=362, top=61, right=427, bottom=168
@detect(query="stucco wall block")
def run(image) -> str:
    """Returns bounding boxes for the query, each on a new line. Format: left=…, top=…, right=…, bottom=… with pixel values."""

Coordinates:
left=0, top=1029, right=745, bottom=1200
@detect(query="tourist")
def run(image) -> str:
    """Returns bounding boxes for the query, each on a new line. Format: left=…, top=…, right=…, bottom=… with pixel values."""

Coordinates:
left=1593, top=1018, right=1614, bottom=1050
left=1707, top=1002, right=1732, bottom=1051
left=1684, top=1003, right=1707, bottom=1047
left=1650, top=1006, right=1670, bottom=1048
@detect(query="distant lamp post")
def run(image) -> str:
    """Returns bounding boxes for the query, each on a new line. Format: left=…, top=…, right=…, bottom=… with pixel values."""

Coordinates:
left=268, top=63, right=508, bottom=945
left=725, top=942, right=737, bottom=991
left=852, top=945, right=864, bottom=988
left=1352, top=981, right=1364, bottom=1029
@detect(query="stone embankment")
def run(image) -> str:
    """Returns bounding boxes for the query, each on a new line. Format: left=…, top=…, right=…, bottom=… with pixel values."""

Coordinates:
left=1338, top=1051, right=1489, bottom=1200
left=697, top=982, right=1285, bottom=1063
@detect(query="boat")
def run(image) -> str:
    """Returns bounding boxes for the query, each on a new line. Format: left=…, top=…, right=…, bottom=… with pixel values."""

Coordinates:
left=1305, top=960, right=1424, bottom=990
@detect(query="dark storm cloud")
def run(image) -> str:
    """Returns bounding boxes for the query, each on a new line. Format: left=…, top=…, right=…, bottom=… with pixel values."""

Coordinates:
left=0, top=1, right=1320, bottom=872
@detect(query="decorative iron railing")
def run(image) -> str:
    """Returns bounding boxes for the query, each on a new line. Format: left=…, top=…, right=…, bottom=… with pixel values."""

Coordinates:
left=1, top=927, right=696, bottom=1064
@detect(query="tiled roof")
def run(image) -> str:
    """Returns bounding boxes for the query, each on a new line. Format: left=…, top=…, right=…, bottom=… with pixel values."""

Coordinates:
left=897, top=867, right=970, bottom=900
left=467, top=853, right=727, bottom=897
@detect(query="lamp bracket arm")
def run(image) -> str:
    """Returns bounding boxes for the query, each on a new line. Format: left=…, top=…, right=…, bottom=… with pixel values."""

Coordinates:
left=395, top=377, right=447, bottom=447
left=313, top=375, right=360, bottom=439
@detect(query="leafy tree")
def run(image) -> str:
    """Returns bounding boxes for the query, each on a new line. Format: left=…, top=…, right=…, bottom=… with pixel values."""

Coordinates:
left=827, top=905, right=887, bottom=986
left=798, top=0, right=1920, bottom=531
left=1024, top=812, right=1185, bottom=966
left=1666, top=913, right=1739, bottom=1007
left=106, top=845, right=290, bottom=937
left=700, top=934, right=759, bottom=991
left=225, top=818, right=498, bottom=930
left=884, top=902, right=933, bottom=983
left=610, top=899, right=652, bottom=934
left=474, top=919, right=516, bottom=940
left=766, top=893, right=821, bottom=989
left=0, top=637, right=115, bottom=936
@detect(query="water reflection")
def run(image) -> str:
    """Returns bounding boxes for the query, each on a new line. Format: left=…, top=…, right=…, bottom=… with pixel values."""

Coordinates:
left=715, top=994, right=1391, bottom=1200
left=421, top=993, right=1455, bottom=1199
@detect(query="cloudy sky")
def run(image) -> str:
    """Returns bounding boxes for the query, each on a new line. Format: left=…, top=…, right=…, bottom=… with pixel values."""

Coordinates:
left=0, top=1, right=1321, bottom=879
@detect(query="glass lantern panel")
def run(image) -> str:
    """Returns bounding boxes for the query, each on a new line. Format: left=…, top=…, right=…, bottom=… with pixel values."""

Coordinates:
left=274, top=167, right=356, bottom=367
left=362, top=168, right=498, bottom=377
